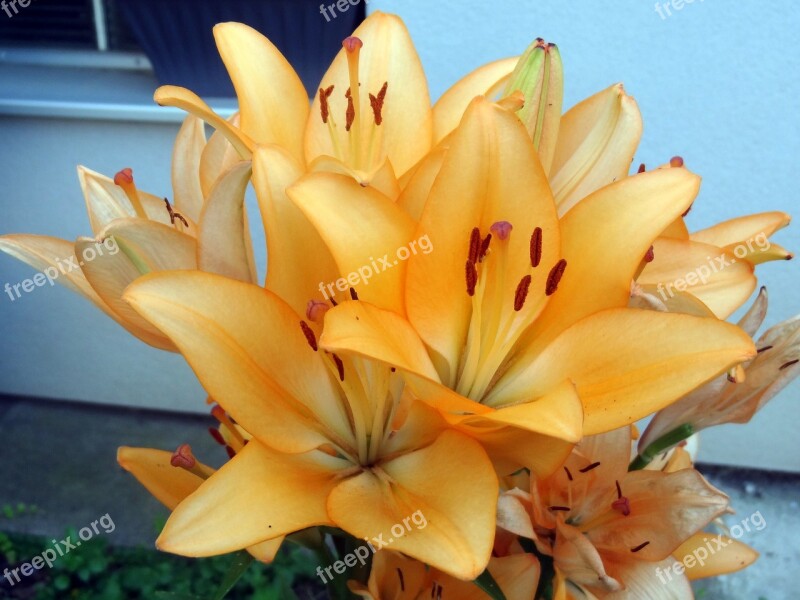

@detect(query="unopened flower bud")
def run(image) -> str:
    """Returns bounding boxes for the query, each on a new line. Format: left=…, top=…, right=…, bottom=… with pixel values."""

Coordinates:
left=503, top=38, right=564, bottom=173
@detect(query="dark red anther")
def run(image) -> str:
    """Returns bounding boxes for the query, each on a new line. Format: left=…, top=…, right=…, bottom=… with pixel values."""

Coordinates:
left=319, top=85, right=334, bottom=124
left=780, top=359, right=799, bottom=370
left=579, top=461, right=601, bottom=473
left=369, top=82, right=388, bottom=126
left=468, top=227, right=481, bottom=263
left=548, top=506, right=571, bottom=512
left=644, top=245, right=655, bottom=263
left=564, top=466, right=573, bottom=481
left=345, top=91, right=355, bottom=131
left=546, top=259, right=568, bottom=296
left=225, top=445, right=236, bottom=459
left=757, top=345, right=773, bottom=353
left=332, top=353, right=345, bottom=382
left=300, top=320, right=318, bottom=351
left=514, top=274, right=532, bottom=312
left=530, top=227, right=543, bottom=267
left=631, top=541, right=650, bottom=553
left=208, top=427, right=226, bottom=446
left=465, top=260, right=478, bottom=296
left=479, top=234, right=492, bottom=261
left=670, top=156, right=684, bottom=168
left=637, top=163, right=646, bottom=174
left=349, top=287, right=359, bottom=301
left=164, top=198, right=189, bottom=227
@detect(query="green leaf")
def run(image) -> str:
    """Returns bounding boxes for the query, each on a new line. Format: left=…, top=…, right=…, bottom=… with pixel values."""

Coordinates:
left=211, top=550, right=255, bottom=600
left=473, top=568, right=507, bottom=600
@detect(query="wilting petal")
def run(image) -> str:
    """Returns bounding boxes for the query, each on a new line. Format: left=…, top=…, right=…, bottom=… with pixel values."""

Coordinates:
left=524, top=168, right=700, bottom=354
left=550, top=83, right=643, bottom=215
left=554, top=522, right=622, bottom=592
left=638, top=238, right=756, bottom=319
left=124, top=272, right=354, bottom=453
left=154, top=85, right=253, bottom=158
left=157, top=441, right=346, bottom=556
left=252, top=145, right=339, bottom=317
left=214, top=22, right=309, bottom=163
left=672, top=532, right=758, bottom=580
left=289, top=172, right=416, bottom=313
left=197, top=161, right=256, bottom=283
left=327, top=430, right=497, bottom=580
left=491, top=308, right=756, bottom=434
left=588, top=469, right=729, bottom=561
left=690, top=211, right=791, bottom=247
left=171, top=115, right=206, bottom=223
left=117, top=447, right=212, bottom=510
left=407, top=96, right=559, bottom=385
left=603, top=556, right=693, bottom=599
left=306, top=12, right=432, bottom=177
left=432, top=57, right=518, bottom=145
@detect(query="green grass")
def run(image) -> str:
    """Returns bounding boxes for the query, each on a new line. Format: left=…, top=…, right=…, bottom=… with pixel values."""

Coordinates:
left=0, top=529, right=324, bottom=599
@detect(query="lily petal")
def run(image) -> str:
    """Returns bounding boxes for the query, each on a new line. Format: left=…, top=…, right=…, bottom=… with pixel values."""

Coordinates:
left=213, top=22, right=309, bottom=163
left=327, top=430, right=497, bottom=580
left=116, top=447, right=212, bottom=510
left=638, top=238, right=756, bottom=319
left=491, top=308, right=756, bottom=434
left=320, top=300, right=439, bottom=381
left=124, top=272, right=354, bottom=453
left=289, top=172, right=415, bottom=313
left=588, top=469, right=729, bottom=561
left=0, top=234, right=110, bottom=308
left=690, top=211, right=791, bottom=247
left=157, top=441, right=345, bottom=556
left=171, top=115, right=207, bottom=223
left=525, top=168, right=700, bottom=354
left=432, top=57, right=518, bottom=145
left=252, top=145, right=340, bottom=317
left=673, top=532, right=758, bottom=580
left=197, top=161, right=256, bottom=283
left=550, top=83, right=643, bottom=215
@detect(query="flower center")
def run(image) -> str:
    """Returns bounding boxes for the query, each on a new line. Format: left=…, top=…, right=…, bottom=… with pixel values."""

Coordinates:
left=318, top=37, right=389, bottom=176
left=456, top=221, right=567, bottom=403
left=301, top=304, right=405, bottom=467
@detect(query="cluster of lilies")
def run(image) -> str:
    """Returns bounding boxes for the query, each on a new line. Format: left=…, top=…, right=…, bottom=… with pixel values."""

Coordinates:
left=2, top=11, right=796, bottom=600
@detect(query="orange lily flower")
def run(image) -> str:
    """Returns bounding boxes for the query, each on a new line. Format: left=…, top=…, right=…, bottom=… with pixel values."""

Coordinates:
left=122, top=271, right=499, bottom=581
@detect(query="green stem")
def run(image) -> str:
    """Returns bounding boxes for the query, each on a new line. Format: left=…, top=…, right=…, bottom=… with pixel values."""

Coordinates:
left=629, top=423, right=694, bottom=471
